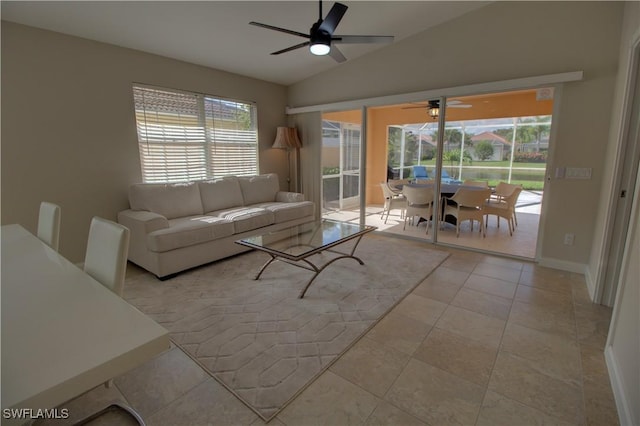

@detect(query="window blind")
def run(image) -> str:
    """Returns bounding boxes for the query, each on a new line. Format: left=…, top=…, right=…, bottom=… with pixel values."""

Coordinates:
left=133, top=85, right=258, bottom=183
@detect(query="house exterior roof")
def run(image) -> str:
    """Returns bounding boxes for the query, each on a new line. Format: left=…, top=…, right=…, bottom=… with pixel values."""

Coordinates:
left=471, top=131, right=511, bottom=146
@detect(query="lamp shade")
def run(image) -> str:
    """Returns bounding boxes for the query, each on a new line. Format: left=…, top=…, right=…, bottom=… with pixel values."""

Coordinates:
left=272, top=127, right=302, bottom=149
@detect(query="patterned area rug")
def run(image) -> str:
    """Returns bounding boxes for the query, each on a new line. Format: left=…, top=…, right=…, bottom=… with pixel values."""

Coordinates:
left=124, top=233, right=448, bottom=420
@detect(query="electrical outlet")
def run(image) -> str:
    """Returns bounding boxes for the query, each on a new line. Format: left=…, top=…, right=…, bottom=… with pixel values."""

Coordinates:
left=564, top=233, right=575, bottom=245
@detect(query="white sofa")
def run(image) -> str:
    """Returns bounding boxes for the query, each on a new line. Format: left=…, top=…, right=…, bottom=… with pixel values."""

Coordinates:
left=117, top=173, right=315, bottom=279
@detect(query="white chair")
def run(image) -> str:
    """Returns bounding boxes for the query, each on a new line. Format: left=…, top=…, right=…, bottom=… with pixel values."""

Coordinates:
left=402, top=185, right=435, bottom=234
left=488, top=182, right=523, bottom=228
left=443, top=188, right=492, bottom=237
left=78, top=217, right=142, bottom=425
left=84, top=217, right=130, bottom=297
left=485, top=184, right=523, bottom=235
left=37, top=202, right=61, bottom=251
left=387, top=179, right=411, bottom=194
left=380, top=182, right=406, bottom=224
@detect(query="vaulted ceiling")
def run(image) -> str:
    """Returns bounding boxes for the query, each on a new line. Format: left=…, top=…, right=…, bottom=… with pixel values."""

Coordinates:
left=1, top=1, right=489, bottom=85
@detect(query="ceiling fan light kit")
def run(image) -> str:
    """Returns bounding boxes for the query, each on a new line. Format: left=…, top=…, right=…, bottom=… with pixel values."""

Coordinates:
left=310, top=23, right=331, bottom=55
left=310, top=43, right=330, bottom=55
left=250, top=0, right=393, bottom=62
left=402, top=99, right=472, bottom=119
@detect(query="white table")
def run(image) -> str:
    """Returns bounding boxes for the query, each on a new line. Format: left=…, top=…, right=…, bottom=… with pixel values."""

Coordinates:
left=1, top=224, right=169, bottom=422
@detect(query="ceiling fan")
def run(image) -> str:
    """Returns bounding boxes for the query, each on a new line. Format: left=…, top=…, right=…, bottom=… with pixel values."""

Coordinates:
left=403, top=100, right=472, bottom=119
left=249, top=1, right=394, bottom=63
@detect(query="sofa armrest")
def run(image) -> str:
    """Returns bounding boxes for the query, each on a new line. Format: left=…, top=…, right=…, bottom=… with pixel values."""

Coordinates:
left=275, top=191, right=304, bottom=203
left=117, top=209, right=169, bottom=234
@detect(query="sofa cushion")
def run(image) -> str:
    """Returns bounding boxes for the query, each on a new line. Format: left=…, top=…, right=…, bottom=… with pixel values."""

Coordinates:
left=146, top=215, right=234, bottom=252
left=129, top=182, right=203, bottom=220
left=275, top=191, right=305, bottom=203
left=238, top=174, right=280, bottom=205
left=199, top=177, right=244, bottom=212
left=252, top=201, right=315, bottom=224
left=213, top=207, right=274, bottom=233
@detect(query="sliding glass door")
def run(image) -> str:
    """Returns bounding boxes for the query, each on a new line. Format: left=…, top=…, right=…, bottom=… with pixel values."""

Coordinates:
left=321, top=119, right=361, bottom=213
left=341, top=124, right=361, bottom=208
left=375, top=89, right=553, bottom=258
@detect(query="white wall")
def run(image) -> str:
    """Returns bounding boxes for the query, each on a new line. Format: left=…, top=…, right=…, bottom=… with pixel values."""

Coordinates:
left=601, top=3, right=640, bottom=425
left=288, top=1, right=623, bottom=268
left=1, top=22, right=289, bottom=262
left=588, top=2, right=640, bottom=300
left=605, top=167, right=640, bottom=426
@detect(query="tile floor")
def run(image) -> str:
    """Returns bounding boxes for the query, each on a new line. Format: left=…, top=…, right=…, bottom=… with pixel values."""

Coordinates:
left=46, top=247, right=619, bottom=426
left=323, top=202, right=541, bottom=259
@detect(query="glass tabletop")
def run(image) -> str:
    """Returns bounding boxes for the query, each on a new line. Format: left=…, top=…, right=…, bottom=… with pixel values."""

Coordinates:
left=237, top=219, right=376, bottom=260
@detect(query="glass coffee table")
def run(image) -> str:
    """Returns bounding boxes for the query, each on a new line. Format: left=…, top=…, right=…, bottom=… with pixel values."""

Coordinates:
left=236, top=219, right=376, bottom=298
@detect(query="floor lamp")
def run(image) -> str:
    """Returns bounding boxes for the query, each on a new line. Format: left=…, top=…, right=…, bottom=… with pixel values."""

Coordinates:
left=272, top=127, right=302, bottom=191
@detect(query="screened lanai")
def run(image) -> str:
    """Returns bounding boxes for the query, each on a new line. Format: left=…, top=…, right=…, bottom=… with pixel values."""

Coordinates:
left=321, top=88, right=554, bottom=259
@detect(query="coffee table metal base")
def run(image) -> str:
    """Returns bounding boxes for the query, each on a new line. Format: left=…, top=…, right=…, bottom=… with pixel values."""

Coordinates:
left=254, top=234, right=367, bottom=298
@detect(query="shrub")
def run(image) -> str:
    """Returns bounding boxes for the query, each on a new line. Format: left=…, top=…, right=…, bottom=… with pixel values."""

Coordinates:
left=514, top=151, right=547, bottom=163
left=474, top=141, right=494, bottom=160
left=421, top=146, right=435, bottom=161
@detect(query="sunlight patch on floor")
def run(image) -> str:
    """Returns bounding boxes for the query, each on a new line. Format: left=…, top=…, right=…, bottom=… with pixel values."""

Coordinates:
left=323, top=203, right=539, bottom=259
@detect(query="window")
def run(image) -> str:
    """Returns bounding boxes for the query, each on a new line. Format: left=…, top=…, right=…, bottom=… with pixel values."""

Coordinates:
left=132, top=85, right=258, bottom=183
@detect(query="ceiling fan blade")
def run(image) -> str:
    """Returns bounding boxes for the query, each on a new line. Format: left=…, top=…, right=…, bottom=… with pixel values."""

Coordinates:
left=328, top=45, right=347, bottom=63
left=333, top=35, right=394, bottom=44
left=249, top=22, right=309, bottom=39
left=449, top=104, right=472, bottom=108
left=271, top=41, right=311, bottom=55
left=319, top=2, right=348, bottom=34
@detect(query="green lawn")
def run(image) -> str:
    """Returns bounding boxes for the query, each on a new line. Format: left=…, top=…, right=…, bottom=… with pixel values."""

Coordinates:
left=393, top=161, right=547, bottom=190
left=418, top=159, right=547, bottom=168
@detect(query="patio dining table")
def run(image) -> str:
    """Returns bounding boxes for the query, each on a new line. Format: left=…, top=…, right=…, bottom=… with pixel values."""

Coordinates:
left=392, top=182, right=490, bottom=225
left=392, top=181, right=487, bottom=197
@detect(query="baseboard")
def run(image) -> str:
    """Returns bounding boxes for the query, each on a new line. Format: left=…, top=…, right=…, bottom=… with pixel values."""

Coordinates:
left=605, top=345, right=636, bottom=426
left=584, top=267, right=597, bottom=301
left=538, top=257, right=587, bottom=274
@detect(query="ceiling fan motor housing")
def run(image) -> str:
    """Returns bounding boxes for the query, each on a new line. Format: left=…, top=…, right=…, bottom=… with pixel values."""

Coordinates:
left=310, top=22, right=332, bottom=53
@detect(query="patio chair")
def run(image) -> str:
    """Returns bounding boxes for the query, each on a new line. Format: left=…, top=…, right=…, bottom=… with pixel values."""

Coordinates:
left=463, top=180, right=489, bottom=188
left=387, top=178, right=411, bottom=194
left=387, top=166, right=399, bottom=181
left=488, top=182, right=522, bottom=227
left=402, top=185, right=435, bottom=234
left=443, top=187, right=491, bottom=237
left=412, top=165, right=429, bottom=179
left=441, top=169, right=463, bottom=184
left=484, top=184, right=523, bottom=235
left=380, top=182, right=406, bottom=224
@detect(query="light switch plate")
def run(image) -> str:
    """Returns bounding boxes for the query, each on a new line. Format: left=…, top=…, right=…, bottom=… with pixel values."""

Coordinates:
left=566, top=167, right=592, bottom=179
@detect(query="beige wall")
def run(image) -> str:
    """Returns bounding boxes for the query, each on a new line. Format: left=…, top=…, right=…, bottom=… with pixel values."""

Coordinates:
left=599, top=2, right=640, bottom=425
left=606, top=169, right=640, bottom=425
left=288, top=1, right=624, bottom=268
left=1, top=22, right=288, bottom=262
left=588, top=1, right=640, bottom=295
